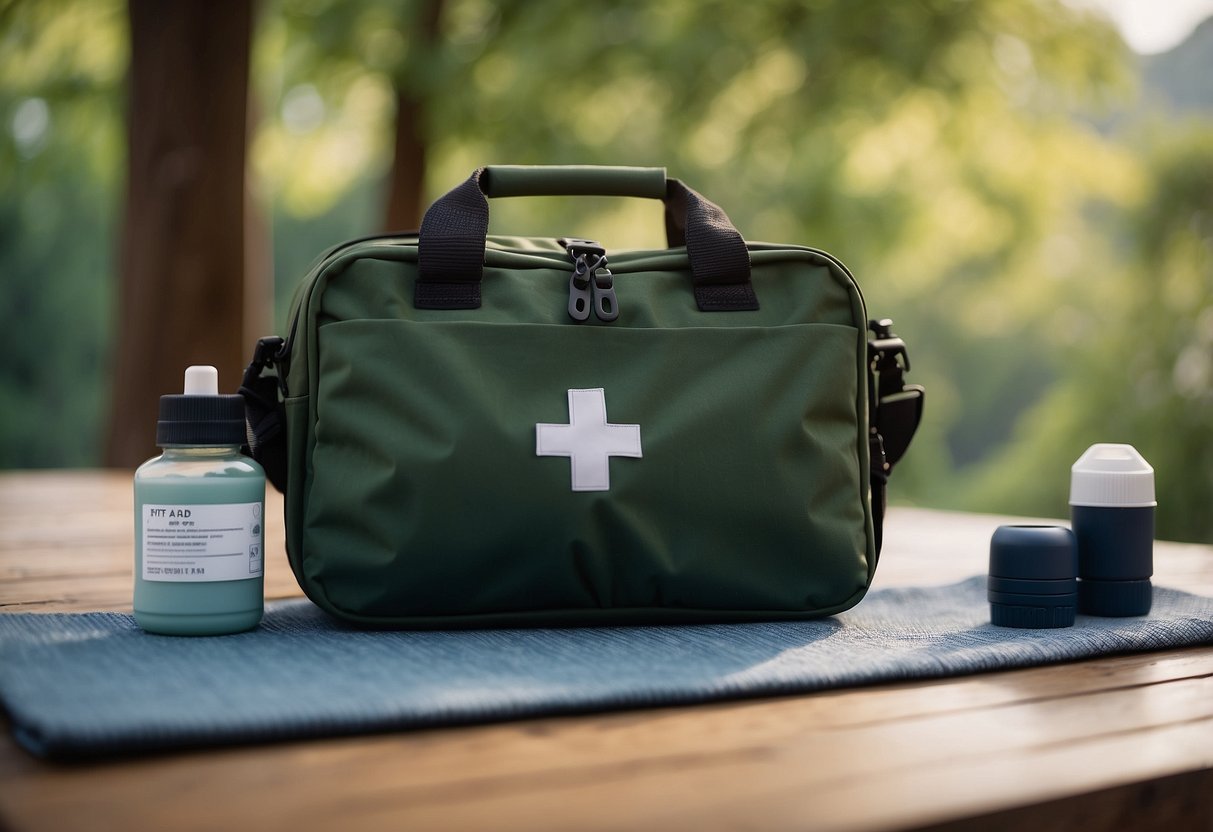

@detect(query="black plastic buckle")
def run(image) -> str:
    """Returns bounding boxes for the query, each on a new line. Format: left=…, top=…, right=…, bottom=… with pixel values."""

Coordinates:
left=559, top=237, right=606, bottom=260
left=867, top=318, right=924, bottom=468
left=252, top=335, right=285, bottom=369
left=868, top=318, right=910, bottom=375
left=242, top=335, right=287, bottom=394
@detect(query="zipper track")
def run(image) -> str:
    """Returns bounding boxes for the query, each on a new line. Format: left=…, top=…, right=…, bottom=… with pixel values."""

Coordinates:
left=274, top=234, right=862, bottom=379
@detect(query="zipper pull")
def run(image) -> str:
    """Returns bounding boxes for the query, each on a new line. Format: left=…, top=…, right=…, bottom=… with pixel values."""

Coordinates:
left=592, top=266, right=618, bottom=322
left=568, top=255, right=593, bottom=322
left=560, top=238, right=609, bottom=323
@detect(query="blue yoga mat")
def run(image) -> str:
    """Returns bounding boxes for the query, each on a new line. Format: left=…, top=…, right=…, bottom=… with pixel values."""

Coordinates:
left=3, top=576, right=1213, bottom=760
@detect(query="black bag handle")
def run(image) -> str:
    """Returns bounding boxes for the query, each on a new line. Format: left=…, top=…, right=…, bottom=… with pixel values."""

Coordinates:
left=416, top=165, right=757, bottom=312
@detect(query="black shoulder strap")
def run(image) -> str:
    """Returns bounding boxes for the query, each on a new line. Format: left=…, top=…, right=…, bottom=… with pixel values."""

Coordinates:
left=867, top=318, right=926, bottom=556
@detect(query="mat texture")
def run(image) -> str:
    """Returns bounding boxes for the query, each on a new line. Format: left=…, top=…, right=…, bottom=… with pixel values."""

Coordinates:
left=4, top=576, right=1213, bottom=760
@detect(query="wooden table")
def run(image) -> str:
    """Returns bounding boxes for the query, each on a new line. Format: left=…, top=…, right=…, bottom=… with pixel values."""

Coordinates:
left=2, top=470, right=1211, bottom=831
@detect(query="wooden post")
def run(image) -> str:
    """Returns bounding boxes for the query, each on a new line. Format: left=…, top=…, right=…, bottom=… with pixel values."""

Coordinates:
left=105, top=0, right=258, bottom=467
left=384, top=0, right=444, bottom=232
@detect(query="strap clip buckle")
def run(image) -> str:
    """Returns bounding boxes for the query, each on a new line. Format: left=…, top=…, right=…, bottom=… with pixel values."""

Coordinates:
left=867, top=318, right=924, bottom=470
left=868, top=318, right=910, bottom=376
left=559, top=237, right=606, bottom=260
left=242, top=335, right=287, bottom=398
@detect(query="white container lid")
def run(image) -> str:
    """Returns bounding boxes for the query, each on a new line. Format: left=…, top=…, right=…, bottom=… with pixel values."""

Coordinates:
left=1069, top=443, right=1156, bottom=508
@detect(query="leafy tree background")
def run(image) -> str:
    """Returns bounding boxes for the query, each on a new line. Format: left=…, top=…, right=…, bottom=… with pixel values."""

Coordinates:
left=2, top=0, right=1211, bottom=540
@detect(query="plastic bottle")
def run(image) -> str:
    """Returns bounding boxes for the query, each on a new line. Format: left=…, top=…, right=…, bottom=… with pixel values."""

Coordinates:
left=134, top=366, right=265, bottom=635
left=1069, top=443, right=1155, bottom=617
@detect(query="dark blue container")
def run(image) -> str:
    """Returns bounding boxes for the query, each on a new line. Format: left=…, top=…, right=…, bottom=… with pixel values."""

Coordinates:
left=1072, top=505, right=1153, bottom=616
left=1069, top=444, right=1155, bottom=618
left=988, top=525, right=1077, bottom=629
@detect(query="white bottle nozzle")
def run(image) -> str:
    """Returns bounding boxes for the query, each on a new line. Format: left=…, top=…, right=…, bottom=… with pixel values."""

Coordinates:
left=183, top=365, right=220, bottom=396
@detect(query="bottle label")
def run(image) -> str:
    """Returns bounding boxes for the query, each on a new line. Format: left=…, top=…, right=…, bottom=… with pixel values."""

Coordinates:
left=142, top=503, right=264, bottom=582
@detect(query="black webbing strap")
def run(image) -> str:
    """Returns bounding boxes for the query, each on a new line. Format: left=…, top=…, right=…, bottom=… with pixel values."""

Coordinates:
left=663, top=179, right=758, bottom=311
left=417, top=168, right=756, bottom=312
left=239, top=336, right=289, bottom=493
left=867, top=318, right=925, bottom=556
left=416, top=171, right=490, bottom=309
left=870, top=433, right=891, bottom=556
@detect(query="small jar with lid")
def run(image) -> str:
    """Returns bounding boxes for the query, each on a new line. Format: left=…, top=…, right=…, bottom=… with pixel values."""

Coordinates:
left=134, top=366, right=265, bottom=635
left=1070, top=443, right=1155, bottom=617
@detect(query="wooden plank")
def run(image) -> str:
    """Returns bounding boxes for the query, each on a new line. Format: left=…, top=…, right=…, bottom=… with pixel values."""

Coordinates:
left=0, top=648, right=1210, bottom=803
left=0, top=470, right=131, bottom=502
left=874, top=507, right=1213, bottom=595
left=918, top=768, right=1213, bottom=832
left=3, top=493, right=1209, bottom=610
left=3, top=471, right=1213, bottom=832
left=5, top=474, right=1209, bottom=607
left=1, top=653, right=1210, bottom=831
left=0, top=564, right=301, bottom=612
left=0, top=472, right=294, bottom=611
left=0, top=512, right=132, bottom=548
left=0, top=548, right=129, bottom=580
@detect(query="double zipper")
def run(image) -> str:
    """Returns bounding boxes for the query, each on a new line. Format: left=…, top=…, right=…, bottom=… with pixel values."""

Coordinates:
left=560, top=238, right=618, bottom=323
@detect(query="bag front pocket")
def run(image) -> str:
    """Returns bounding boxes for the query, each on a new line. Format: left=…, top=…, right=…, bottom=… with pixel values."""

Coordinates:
left=303, top=318, right=871, bottom=622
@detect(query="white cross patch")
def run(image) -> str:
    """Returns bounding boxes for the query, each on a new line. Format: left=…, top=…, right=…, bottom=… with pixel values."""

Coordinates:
left=536, top=388, right=643, bottom=492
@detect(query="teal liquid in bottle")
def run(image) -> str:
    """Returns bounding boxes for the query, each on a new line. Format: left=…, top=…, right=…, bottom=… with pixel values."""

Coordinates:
left=134, top=366, right=265, bottom=635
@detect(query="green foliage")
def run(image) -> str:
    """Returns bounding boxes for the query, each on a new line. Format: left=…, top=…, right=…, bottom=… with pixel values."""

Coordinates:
left=251, top=0, right=1139, bottom=506
left=271, top=0, right=1136, bottom=517
left=0, top=0, right=124, bottom=466
left=4, top=0, right=1212, bottom=545
left=961, top=124, right=1213, bottom=539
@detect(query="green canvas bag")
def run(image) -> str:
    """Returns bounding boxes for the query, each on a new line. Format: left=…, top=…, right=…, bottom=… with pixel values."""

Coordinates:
left=241, top=166, right=923, bottom=628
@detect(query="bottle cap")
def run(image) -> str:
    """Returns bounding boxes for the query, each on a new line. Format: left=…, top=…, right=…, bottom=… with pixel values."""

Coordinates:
left=156, top=365, right=246, bottom=447
left=1069, top=444, right=1155, bottom=508
left=988, top=525, right=1077, bottom=629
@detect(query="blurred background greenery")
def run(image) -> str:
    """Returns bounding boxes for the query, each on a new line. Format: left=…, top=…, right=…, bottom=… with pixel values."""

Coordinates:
left=2, top=0, right=1211, bottom=539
